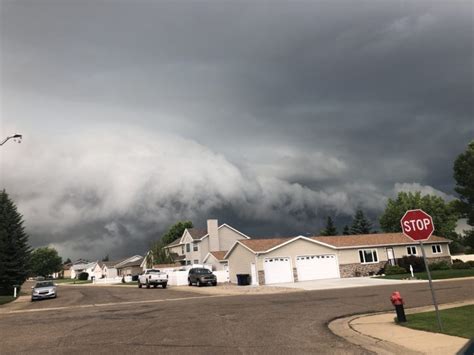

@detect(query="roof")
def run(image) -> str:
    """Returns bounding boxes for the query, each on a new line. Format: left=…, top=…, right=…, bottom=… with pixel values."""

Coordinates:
left=166, top=238, right=182, bottom=247
left=187, top=228, right=208, bottom=240
left=116, top=257, right=144, bottom=269
left=231, top=233, right=450, bottom=255
left=209, top=251, right=227, bottom=261
left=170, top=253, right=185, bottom=261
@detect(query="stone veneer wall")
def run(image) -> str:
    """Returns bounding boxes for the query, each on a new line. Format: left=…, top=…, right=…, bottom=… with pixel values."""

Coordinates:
left=258, top=270, right=265, bottom=285
left=292, top=268, right=298, bottom=282
left=339, top=262, right=386, bottom=278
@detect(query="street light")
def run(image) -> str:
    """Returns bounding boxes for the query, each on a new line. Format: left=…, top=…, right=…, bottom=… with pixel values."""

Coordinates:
left=0, top=134, right=22, bottom=146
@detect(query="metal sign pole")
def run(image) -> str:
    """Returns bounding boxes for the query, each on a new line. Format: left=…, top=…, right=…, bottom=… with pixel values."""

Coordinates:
left=419, top=241, right=443, bottom=331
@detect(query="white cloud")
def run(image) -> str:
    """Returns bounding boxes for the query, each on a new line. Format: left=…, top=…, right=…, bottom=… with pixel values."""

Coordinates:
left=393, top=182, right=456, bottom=201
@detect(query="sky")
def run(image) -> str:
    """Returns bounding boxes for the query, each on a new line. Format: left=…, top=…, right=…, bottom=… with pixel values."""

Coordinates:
left=1, top=1, right=473, bottom=261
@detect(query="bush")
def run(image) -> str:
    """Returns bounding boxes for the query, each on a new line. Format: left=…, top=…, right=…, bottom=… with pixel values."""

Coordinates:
left=429, top=261, right=451, bottom=271
left=397, top=256, right=425, bottom=273
left=78, top=272, right=89, bottom=280
left=452, top=262, right=471, bottom=270
left=385, top=265, right=407, bottom=275
left=452, top=259, right=464, bottom=263
left=467, top=260, right=474, bottom=268
left=131, top=275, right=139, bottom=282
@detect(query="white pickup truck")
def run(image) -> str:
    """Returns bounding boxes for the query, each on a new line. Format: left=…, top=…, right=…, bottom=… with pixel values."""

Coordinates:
left=138, top=269, right=168, bottom=289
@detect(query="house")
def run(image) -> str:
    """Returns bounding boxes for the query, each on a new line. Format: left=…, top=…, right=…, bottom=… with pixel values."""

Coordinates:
left=224, top=233, right=451, bottom=285
left=115, top=255, right=144, bottom=276
left=70, top=261, right=98, bottom=280
left=163, top=219, right=250, bottom=270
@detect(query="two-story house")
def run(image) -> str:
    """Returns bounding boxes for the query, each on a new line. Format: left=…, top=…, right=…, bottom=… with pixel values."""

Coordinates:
left=164, top=219, right=250, bottom=271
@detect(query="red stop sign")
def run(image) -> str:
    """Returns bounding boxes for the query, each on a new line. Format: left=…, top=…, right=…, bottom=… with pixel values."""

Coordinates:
left=400, top=209, right=434, bottom=241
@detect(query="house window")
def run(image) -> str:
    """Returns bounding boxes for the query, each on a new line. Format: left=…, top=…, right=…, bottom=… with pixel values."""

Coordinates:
left=193, top=242, right=198, bottom=252
left=193, top=259, right=199, bottom=264
left=358, top=249, right=378, bottom=264
left=431, top=244, right=442, bottom=254
left=407, top=246, right=417, bottom=255
left=186, top=260, right=191, bottom=265
left=186, top=243, right=190, bottom=253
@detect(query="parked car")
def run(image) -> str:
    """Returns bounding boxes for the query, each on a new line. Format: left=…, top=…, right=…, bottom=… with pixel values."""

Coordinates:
left=138, top=269, right=168, bottom=289
left=188, top=268, right=217, bottom=287
left=31, top=281, right=57, bottom=301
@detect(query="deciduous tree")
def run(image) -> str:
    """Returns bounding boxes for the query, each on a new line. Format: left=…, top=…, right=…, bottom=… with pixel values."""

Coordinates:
left=29, top=247, right=63, bottom=277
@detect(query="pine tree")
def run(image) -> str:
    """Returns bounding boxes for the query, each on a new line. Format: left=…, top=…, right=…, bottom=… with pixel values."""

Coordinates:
left=320, top=216, right=338, bottom=236
left=350, top=209, right=372, bottom=235
left=0, top=190, right=31, bottom=295
left=342, top=225, right=350, bottom=235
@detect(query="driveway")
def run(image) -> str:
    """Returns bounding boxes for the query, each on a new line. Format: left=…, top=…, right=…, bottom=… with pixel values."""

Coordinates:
left=270, top=277, right=425, bottom=290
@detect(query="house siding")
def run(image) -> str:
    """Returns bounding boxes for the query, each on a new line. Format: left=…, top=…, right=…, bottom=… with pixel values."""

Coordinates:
left=227, top=244, right=255, bottom=284
left=217, top=226, right=248, bottom=250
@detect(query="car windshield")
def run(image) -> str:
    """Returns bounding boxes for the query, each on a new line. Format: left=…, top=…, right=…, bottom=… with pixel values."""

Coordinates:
left=35, top=281, right=54, bottom=288
left=196, top=269, right=211, bottom=274
left=147, top=269, right=161, bottom=274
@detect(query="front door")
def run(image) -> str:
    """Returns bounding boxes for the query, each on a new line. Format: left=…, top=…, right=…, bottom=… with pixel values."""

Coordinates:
left=386, top=248, right=395, bottom=265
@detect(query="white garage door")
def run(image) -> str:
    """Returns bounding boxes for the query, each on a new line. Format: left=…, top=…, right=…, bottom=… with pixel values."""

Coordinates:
left=263, top=257, right=293, bottom=284
left=296, top=254, right=339, bottom=281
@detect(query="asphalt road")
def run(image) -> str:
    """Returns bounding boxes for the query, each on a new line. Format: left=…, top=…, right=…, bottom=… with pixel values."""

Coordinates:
left=0, top=279, right=473, bottom=354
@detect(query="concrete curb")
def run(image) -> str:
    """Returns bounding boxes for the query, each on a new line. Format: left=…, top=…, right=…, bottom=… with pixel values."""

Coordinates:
left=328, top=300, right=474, bottom=355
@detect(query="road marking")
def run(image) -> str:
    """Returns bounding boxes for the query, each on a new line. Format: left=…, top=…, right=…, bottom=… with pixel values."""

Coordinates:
left=1, top=294, right=232, bottom=315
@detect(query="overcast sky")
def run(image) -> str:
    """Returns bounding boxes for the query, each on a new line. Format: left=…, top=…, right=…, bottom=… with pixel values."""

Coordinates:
left=1, top=1, right=473, bottom=261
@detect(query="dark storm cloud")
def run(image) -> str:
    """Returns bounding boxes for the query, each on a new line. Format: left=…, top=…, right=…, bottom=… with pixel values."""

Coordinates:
left=1, top=1, right=472, bottom=259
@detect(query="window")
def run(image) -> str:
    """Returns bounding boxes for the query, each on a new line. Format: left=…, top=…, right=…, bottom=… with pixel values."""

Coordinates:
left=431, top=244, right=442, bottom=254
left=358, top=249, right=378, bottom=264
left=193, top=259, right=199, bottom=264
left=186, top=243, right=190, bottom=253
left=193, top=242, right=198, bottom=252
left=406, top=246, right=417, bottom=255
left=186, top=260, right=191, bottom=265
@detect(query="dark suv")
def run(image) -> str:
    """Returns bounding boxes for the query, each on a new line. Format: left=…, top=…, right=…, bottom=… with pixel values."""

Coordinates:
left=188, top=268, right=217, bottom=287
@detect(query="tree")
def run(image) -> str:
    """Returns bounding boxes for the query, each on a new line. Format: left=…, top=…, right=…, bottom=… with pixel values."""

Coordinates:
left=350, top=209, right=372, bottom=234
left=0, top=190, right=31, bottom=295
left=453, top=141, right=474, bottom=250
left=151, top=221, right=194, bottom=265
left=379, top=192, right=458, bottom=238
left=342, top=225, right=350, bottom=235
left=64, top=258, right=72, bottom=264
left=320, top=216, right=338, bottom=236
left=29, top=247, right=63, bottom=277
left=102, top=254, right=109, bottom=262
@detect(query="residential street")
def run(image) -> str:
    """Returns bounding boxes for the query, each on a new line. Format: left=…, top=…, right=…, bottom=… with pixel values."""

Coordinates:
left=0, top=279, right=473, bottom=354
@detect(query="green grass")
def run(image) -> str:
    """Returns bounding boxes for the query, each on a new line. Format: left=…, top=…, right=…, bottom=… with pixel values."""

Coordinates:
left=377, top=268, right=474, bottom=280
left=53, top=279, right=92, bottom=284
left=0, top=296, right=15, bottom=306
left=402, top=305, right=474, bottom=339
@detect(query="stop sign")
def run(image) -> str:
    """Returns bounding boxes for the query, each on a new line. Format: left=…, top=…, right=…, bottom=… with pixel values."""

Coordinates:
left=400, top=209, right=434, bottom=241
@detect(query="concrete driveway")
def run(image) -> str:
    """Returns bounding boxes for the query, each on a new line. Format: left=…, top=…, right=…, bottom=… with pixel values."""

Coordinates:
left=270, top=277, right=424, bottom=290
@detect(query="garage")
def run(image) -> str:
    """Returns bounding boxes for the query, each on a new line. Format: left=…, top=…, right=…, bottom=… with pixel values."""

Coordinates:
left=296, top=254, right=339, bottom=281
left=263, top=257, right=293, bottom=284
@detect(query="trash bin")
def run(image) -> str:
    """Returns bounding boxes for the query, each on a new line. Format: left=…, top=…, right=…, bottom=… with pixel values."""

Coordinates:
left=237, top=274, right=251, bottom=286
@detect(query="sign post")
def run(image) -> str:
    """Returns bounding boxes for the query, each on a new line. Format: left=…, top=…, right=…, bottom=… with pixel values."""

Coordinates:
left=400, top=209, right=443, bottom=331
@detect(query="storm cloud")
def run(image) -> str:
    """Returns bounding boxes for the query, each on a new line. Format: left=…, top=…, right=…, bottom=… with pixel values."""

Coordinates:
left=1, top=1, right=472, bottom=260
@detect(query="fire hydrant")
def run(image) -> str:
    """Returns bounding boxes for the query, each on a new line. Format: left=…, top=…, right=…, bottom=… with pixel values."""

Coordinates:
left=390, top=291, right=407, bottom=322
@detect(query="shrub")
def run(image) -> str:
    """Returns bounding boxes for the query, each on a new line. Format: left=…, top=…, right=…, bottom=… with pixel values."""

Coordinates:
left=78, top=272, right=89, bottom=280
left=429, top=261, right=451, bottom=271
left=397, top=256, right=425, bottom=273
left=385, top=265, right=407, bottom=275
left=452, top=259, right=464, bottom=264
left=467, top=260, right=474, bottom=268
left=452, top=261, right=471, bottom=270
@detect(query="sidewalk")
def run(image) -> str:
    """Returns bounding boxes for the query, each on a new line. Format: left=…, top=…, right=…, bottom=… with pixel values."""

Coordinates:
left=329, top=301, right=473, bottom=355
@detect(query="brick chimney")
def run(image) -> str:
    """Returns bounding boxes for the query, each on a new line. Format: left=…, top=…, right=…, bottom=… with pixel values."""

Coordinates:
left=207, top=219, right=219, bottom=251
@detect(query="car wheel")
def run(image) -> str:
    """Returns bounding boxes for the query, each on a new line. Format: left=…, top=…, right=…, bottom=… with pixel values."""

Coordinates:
left=31, top=298, right=35, bottom=302
left=162, top=283, right=167, bottom=289
left=138, top=282, right=142, bottom=288
left=146, top=282, right=150, bottom=289
left=188, top=279, right=192, bottom=286
left=153, top=284, right=157, bottom=288
left=196, top=279, right=201, bottom=287
left=212, top=281, right=217, bottom=286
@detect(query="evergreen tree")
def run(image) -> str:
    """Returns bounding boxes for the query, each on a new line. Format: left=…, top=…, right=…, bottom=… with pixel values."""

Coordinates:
left=350, top=209, right=372, bottom=235
left=342, top=225, right=350, bottom=235
left=0, top=190, right=31, bottom=295
left=320, top=216, right=338, bottom=236
left=102, top=254, right=109, bottom=262
left=64, top=258, right=72, bottom=264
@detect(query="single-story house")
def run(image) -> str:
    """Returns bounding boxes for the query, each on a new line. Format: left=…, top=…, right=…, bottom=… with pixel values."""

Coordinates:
left=115, top=255, right=144, bottom=276
left=224, top=233, right=451, bottom=285
left=203, top=251, right=228, bottom=271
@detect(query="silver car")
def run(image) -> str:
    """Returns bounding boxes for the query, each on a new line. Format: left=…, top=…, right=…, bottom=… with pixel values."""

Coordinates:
left=31, top=281, right=57, bottom=301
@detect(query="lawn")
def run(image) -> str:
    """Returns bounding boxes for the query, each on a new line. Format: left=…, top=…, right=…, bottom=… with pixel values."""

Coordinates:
left=53, top=279, right=92, bottom=284
left=377, top=268, right=474, bottom=280
left=402, top=305, right=474, bottom=339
